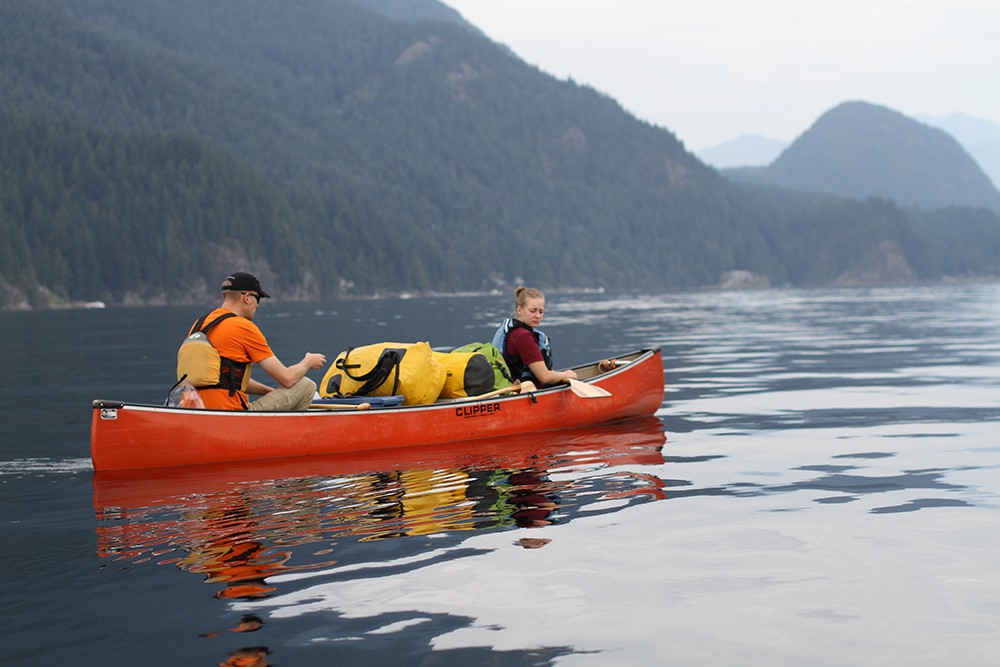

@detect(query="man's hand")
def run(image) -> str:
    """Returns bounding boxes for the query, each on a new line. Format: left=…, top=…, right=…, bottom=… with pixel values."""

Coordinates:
left=303, top=352, right=326, bottom=370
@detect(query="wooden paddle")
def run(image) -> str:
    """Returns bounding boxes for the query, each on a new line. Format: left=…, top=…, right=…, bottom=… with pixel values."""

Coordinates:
left=309, top=402, right=372, bottom=410
left=566, top=378, right=612, bottom=398
left=471, top=380, right=537, bottom=400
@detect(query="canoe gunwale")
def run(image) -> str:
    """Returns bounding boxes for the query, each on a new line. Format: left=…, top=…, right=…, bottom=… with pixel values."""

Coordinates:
left=94, top=348, right=654, bottom=415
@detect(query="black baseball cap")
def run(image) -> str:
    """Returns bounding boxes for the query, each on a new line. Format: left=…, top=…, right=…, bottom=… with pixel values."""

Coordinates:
left=221, top=272, right=271, bottom=298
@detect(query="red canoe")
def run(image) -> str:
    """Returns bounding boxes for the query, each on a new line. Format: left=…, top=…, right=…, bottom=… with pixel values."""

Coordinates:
left=90, top=347, right=664, bottom=470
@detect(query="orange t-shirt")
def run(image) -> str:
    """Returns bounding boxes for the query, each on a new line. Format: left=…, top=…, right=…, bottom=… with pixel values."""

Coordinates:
left=194, top=308, right=275, bottom=410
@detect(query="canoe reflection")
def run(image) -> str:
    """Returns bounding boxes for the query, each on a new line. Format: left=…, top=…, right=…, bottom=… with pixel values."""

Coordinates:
left=94, top=417, right=666, bottom=599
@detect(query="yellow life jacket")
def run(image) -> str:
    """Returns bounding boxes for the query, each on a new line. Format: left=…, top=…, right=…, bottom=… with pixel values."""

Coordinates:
left=175, top=313, right=251, bottom=394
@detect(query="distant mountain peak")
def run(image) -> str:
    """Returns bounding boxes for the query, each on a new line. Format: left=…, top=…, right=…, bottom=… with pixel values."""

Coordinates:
left=741, top=100, right=1000, bottom=211
left=349, top=0, right=480, bottom=31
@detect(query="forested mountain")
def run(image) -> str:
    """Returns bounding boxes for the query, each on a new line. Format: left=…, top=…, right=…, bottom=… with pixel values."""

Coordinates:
left=350, top=0, right=473, bottom=27
left=728, top=102, right=1000, bottom=212
left=3, top=1, right=1000, bottom=309
left=919, top=113, right=1000, bottom=190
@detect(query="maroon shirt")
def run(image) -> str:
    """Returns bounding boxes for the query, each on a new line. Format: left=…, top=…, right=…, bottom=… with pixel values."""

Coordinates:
left=506, top=326, right=544, bottom=369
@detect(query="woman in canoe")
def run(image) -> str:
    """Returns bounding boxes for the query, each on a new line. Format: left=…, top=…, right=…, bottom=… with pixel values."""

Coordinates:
left=492, top=286, right=579, bottom=388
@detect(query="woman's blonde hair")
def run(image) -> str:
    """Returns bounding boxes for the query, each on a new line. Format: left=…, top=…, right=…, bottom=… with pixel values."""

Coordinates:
left=514, top=286, right=544, bottom=309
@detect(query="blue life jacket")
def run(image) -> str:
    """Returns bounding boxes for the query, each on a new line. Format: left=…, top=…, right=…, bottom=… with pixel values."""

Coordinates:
left=491, top=318, right=553, bottom=382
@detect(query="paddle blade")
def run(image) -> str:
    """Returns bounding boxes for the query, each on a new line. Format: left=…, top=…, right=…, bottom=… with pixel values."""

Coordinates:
left=567, top=378, right=612, bottom=398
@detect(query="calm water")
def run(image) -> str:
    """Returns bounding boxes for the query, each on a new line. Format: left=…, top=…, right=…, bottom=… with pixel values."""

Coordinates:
left=2, top=284, right=999, bottom=666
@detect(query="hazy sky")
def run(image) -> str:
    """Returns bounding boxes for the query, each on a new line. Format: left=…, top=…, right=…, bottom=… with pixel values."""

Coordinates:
left=437, top=0, right=999, bottom=150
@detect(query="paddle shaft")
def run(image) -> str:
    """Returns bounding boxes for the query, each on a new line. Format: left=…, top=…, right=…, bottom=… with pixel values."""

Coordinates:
left=471, top=380, right=537, bottom=400
left=309, top=402, right=372, bottom=410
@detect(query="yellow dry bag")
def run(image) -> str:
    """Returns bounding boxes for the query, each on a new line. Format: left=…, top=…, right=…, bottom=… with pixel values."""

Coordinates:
left=433, top=351, right=495, bottom=399
left=319, top=341, right=445, bottom=405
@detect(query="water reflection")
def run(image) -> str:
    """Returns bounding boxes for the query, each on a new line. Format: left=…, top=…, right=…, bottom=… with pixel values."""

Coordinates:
left=93, top=418, right=666, bottom=658
left=218, top=646, right=269, bottom=667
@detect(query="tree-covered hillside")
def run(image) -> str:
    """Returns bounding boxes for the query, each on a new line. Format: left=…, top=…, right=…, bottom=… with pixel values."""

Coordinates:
left=3, top=1, right=1000, bottom=309
left=0, top=109, right=318, bottom=307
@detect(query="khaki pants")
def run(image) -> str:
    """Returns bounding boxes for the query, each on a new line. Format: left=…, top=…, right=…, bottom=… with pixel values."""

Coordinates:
left=247, top=377, right=316, bottom=412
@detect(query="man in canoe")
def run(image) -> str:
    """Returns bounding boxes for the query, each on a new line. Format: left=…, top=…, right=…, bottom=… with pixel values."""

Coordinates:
left=176, top=272, right=326, bottom=410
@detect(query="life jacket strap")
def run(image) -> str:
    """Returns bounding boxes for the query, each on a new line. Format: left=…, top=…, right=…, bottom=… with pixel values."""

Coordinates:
left=218, top=356, right=248, bottom=395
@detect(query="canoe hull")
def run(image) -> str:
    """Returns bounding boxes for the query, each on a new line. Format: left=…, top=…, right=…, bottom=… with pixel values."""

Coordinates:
left=90, top=348, right=664, bottom=470
left=93, top=416, right=667, bottom=512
